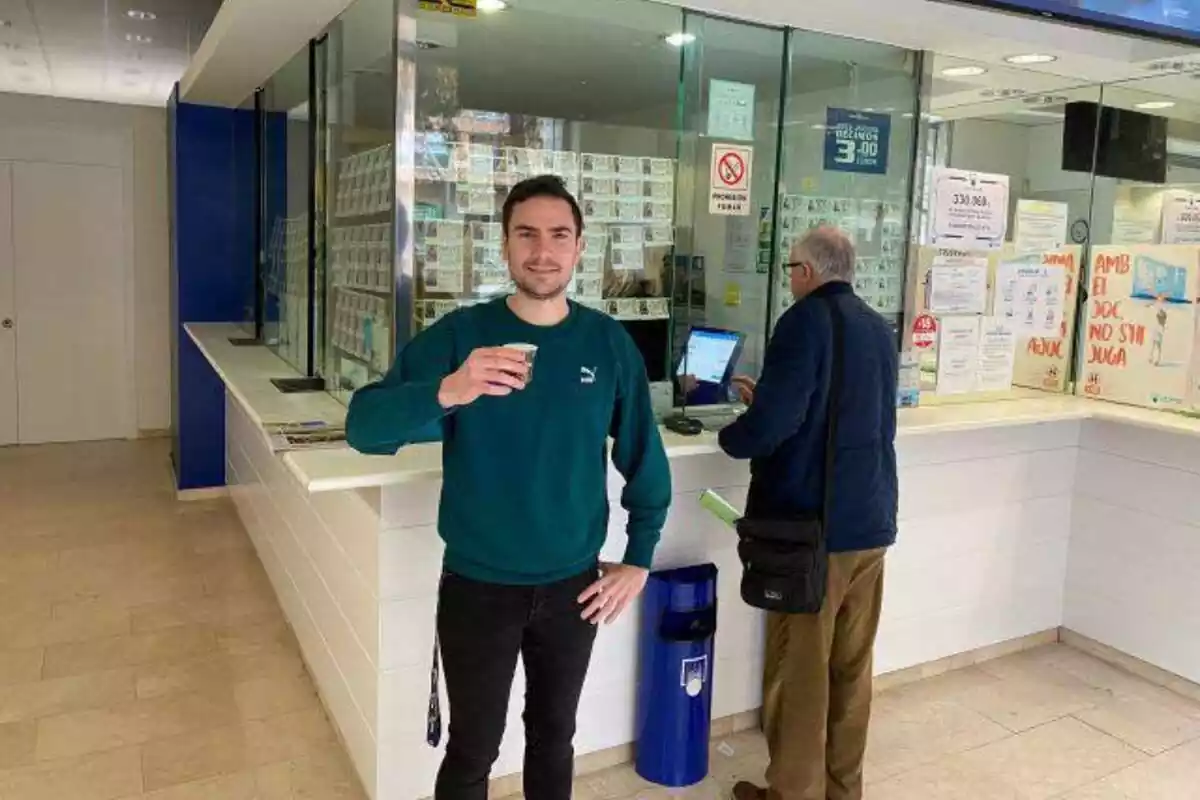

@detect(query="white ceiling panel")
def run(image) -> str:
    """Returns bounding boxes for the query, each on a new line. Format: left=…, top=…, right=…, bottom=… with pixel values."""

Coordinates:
left=0, top=0, right=223, bottom=106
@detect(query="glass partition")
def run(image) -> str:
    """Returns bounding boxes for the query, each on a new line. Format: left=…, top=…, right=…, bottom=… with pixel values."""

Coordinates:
left=262, top=45, right=316, bottom=374
left=672, top=12, right=786, bottom=411
left=323, top=0, right=398, bottom=402
left=907, top=57, right=1103, bottom=402
left=1075, top=75, right=1200, bottom=412
left=776, top=32, right=922, bottom=336
left=398, top=0, right=685, bottom=406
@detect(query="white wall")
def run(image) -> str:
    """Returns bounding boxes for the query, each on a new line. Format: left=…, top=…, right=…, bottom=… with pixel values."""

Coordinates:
left=0, top=93, right=170, bottom=434
left=1067, top=419, right=1200, bottom=684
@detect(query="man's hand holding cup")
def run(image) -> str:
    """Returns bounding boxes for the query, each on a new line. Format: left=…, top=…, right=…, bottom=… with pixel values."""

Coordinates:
left=437, top=345, right=535, bottom=409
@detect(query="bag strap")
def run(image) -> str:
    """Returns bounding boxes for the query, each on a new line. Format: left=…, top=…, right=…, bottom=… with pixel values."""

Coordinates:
left=821, top=295, right=847, bottom=534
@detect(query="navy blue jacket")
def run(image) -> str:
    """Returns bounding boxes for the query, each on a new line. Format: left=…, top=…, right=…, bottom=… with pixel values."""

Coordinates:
left=718, top=282, right=898, bottom=553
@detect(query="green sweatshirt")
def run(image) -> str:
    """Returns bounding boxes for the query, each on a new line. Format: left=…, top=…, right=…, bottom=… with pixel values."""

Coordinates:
left=344, top=297, right=672, bottom=585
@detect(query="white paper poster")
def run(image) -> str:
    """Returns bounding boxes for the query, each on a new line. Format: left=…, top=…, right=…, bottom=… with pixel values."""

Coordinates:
left=936, top=316, right=981, bottom=395
left=707, top=79, right=756, bottom=141
left=994, top=261, right=1066, bottom=336
left=930, top=167, right=1009, bottom=250
left=927, top=256, right=989, bottom=315
left=1161, top=192, right=1200, bottom=244
left=709, top=143, right=753, bottom=217
left=976, top=318, right=1018, bottom=392
left=1014, top=199, right=1068, bottom=253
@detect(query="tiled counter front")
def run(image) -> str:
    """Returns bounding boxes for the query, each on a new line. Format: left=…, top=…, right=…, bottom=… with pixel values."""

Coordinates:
left=226, top=387, right=1083, bottom=799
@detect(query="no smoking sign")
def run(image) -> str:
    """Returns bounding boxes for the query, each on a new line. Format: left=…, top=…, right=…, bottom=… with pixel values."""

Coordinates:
left=709, top=143, right=753, bottom=216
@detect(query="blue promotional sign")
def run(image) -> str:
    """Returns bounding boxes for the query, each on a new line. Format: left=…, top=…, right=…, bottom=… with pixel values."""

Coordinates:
left=824, top=108, right=891, bottom=175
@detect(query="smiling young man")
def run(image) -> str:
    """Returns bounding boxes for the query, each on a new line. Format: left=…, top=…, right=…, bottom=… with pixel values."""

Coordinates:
left=344, top=175, right=671, bottom=800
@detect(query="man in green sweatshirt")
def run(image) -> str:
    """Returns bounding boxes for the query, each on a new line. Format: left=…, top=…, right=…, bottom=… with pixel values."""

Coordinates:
left=344, top=175, right=671, bottom=800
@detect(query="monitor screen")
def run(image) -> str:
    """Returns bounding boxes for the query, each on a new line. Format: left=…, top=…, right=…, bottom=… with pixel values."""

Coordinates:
left=948, top=1, right=1200, bottom=43
left=677, top=327, right=743, bottom=385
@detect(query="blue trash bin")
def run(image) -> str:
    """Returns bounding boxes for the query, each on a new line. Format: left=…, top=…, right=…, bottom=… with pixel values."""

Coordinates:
left=634, top=563, right=718, bottom=787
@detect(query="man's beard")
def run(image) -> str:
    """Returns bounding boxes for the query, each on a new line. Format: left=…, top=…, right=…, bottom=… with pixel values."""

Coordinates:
left=513, top=264, right=572, bottom=301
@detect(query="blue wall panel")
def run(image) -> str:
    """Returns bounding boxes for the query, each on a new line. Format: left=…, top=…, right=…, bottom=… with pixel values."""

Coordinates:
left=169, top=87, right=257, bottom=491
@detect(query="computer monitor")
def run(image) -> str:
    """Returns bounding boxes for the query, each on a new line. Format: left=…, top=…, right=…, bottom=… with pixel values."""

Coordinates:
left=676, top=326, right=745, bottom=388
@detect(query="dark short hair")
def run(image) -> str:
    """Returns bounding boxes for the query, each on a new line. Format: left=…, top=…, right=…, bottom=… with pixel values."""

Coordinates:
left=501, top=174, right=584, bottom=238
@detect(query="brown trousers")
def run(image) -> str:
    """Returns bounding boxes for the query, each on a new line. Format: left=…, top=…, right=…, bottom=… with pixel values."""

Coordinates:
left=762, top=548, right=886, bottom=800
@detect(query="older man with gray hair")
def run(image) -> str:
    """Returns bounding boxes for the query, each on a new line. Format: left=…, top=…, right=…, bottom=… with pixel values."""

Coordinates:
left=721, top=227, right=898, bottom=800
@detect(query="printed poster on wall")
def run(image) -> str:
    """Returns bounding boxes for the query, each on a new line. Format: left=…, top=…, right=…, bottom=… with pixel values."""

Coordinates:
left=1161, top=192, right=1200, bottom=245
left=1014, top=199, right=1068, bottom=253
left=930, top=167, right=1009, bottom=251
left=824, top=108, right=891, bottom=175
left=709, top=143, right=753, bottom=216
left=1078, top=245, right=1199, bottom=409
left=926, top=256, right=989, bottom=315
left=1009, top=246, right=1082, bottom=393
left=707, top=80, right=756, bottom=141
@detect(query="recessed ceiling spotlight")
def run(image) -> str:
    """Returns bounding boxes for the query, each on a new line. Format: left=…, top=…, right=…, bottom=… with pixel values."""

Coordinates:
left=663, top=32, right=696, bottom=47
left=1135, top=100, right=1176, bottom=110
left=126, top=10, right=157, bottom=21
left=1004, top=53, right=1058, bottom=65
left=811, top=123, right=826, bottom=130
left=476, top=0, right=508, bottom=11
left=125, top=33, right=152, bottom=44
left=940, top=65, right=987, bottom=77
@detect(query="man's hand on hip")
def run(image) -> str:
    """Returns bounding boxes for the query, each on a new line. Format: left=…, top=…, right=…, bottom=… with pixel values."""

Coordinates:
left=578, top=563, right=649, bottom=625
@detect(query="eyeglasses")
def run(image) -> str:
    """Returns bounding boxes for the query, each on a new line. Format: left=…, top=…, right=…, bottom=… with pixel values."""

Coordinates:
left=781, top=261, right=804, bottom=273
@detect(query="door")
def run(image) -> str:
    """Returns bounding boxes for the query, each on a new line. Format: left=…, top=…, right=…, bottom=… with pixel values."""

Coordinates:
left=12, top=161, right=129, bottom=444
left=0, top=163, right=15, bottom=446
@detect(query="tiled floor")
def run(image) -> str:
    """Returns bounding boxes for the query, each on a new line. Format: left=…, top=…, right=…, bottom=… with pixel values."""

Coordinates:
left=4, top=440, right=1200, bottom=800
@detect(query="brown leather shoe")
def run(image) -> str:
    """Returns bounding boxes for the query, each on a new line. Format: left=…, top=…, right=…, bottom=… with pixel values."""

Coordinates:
left=731, top=781, right=767, bottom=800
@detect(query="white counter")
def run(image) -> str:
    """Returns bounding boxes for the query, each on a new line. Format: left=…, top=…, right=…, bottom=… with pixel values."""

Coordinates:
left=185, top=322, right=1200, bottom=800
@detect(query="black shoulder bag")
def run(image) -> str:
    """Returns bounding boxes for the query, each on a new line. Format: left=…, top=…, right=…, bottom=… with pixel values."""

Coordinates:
left=734, top=296, right=845, bottom=614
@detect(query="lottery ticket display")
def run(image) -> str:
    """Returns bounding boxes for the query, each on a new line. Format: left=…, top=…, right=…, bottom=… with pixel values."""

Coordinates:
left=410, top=140, right=677, bottom=331
left=335, top=145, right=392, bottom=218
left=775, top=194, right=906, bottom=322
left=264, top=214, right=309, bottom=371
left=330, top=289, right=392, bottom=376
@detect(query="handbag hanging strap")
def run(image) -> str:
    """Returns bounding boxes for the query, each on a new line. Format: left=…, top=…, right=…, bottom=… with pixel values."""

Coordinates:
left=821, top=296, right=847, bottom=535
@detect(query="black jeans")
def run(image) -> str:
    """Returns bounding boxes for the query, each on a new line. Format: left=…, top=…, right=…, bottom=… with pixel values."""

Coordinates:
left=435, top=567, right=599, bottom=800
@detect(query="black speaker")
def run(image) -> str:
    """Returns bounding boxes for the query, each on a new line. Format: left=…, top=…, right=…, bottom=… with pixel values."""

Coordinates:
left=1062, top=101, right=1167, bottom=184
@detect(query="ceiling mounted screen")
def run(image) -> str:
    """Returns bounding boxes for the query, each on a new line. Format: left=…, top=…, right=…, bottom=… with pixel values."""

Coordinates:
left=947, top=1, right=1200, bottom=44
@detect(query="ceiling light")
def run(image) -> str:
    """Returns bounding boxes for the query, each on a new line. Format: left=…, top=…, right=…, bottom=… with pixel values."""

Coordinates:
left=126, top=10, right=157, bottom=21
left=476, top=0, right=508, bottom=11
left=1004, top=53, right=1057, bottom=65
left=811, top=124, right=826, bottom=130
left=940, top=65, right=987, bottom=77
left=664, top=32, right=696, bottom=47
left=1135, top=100, right=1176, bottom=110
left=125, top=33, right=152, bottom=44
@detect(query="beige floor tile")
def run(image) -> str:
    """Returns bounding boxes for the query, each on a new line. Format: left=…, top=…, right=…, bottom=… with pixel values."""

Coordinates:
left=244, top=708, right=339, bottom=766
left=0, top=668, right=135, bottom=723
left=255, top=747, right=368, bottom=799
left=1074, top=692, right=1200, bottom=755
left=0, top=603, right=132, bottom=651
left=234, top=672, right=320, bottom=721
left=126, top=771, right=260, bottom=800
left=956, top=657, right=1113, bottom=732
left=35, top=689, right=240, bottom=761
left=0, top=647, right=44, bottom=688
left=0, top=720, right=37, bottom=770
left=140, top=724, right=250, bottom=792
left=130, top=591, right=281, bottom=634
left=880, top=664, right=1005, bottom=705
left=42, top=625, right=218, bottom=680
left=865, top=694, right=1012, bottom=781
left=0, top=551, right=57, bottom=583
left=0, top=744, right=143, bottom=800
left=869, top=757, right=1027, bottom=800
left=217, top=618, right=301, bottom=658
left=1058, top=738, right=1200, bottom=800
left=956, top=717, right=1146, bottom=800
left=135, top=657, right=237, bottom=702
left=575, top=763, right=656, bottom=799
